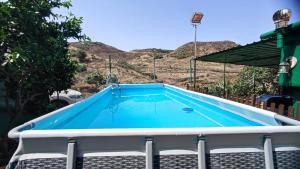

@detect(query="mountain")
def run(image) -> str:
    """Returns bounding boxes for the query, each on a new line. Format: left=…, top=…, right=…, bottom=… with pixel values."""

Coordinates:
left=168, top=41, right=237, bottom=59
left=69, top=42, right=131, bottom=61
left=130, top=48, right=173, bottom=54
left=69, top=41, right=241, bottom=96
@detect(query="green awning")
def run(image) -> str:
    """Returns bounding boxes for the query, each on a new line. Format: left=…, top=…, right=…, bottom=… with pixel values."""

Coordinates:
left=195, top=38, right=280, bottom=68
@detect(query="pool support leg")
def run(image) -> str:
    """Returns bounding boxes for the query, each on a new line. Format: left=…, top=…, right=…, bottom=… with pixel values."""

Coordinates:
left=145, top=137, right=153, bottom=169
left=66, top=139, right=77, bottom=169
left=198, top=136, right=206, bottom=169
left=263, top=136, right=274, bottom=169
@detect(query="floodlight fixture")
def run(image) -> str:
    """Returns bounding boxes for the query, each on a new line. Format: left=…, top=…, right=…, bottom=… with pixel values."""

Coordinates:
left=191, top=12, right=204, bottom=24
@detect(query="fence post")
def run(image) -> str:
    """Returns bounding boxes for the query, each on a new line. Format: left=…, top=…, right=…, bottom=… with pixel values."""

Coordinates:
left=270, top=103, right=276, bottom=112
left=238, top=97, right=242, bottom=103
left=225, top=91, right=229, bottom=99
left=204, top=87, right=208, bottom=94
left=251, top=95, right=256, bottom=106
left=261, top=102, right=267, bottom=110
left=288, top=106, right=294, bottom=119
left=256, top=101, right=260, bottom=108
left=278, top=104, right=285, bottom=115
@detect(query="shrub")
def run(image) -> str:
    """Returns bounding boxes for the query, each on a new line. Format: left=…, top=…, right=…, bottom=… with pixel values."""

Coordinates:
left=76, top=63, right=87, bottom=72
left=77, top=50, right=87, bottom=62
left=86, top=72, right=106, bottom=87
left=206, top=66, right=279, bottom=97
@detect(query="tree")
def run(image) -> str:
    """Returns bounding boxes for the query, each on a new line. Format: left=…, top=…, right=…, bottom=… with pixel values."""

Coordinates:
left=86, top=71, right=106, bottom=88
left=77, top=50, right=87, bottom=62
left=0, top=0, right=87, bottom=133
left=207, top=66, right=279, bottom=97
left=231, top=67, right=279, bottom=96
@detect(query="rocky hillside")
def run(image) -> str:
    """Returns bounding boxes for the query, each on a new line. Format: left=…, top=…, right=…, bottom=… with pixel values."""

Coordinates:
left=69, top=41, right=242, bottom=96
left=130, top=48, right=173, bottom=54
left=168, top=41, right=237, bottom=59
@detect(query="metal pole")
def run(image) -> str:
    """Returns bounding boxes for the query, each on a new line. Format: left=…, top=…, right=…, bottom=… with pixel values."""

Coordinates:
left=223, top=63, right=226, bottom=98
left=145, top=138, right=153, bottom=169
left=66, top=139, right=76, bottom=169
left=189, top=59, right=193, bottom=85
left=109, top=55, right=112, bottom=75
left=153, top=54, right=156, bottom=81
left=253, top=66, right=256, bottom=94
left=264, top=136, right=274, bottom=169
left=193, top=24, right=197, bottom=89
left=223, top=59, right=226, bottom=98
left=197, top=136, right=206, bottom=169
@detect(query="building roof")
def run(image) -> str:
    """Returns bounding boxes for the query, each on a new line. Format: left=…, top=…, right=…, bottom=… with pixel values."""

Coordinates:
left=195, top=21, right=300, bottom=68
left=195, top=38, right=280, bottom=68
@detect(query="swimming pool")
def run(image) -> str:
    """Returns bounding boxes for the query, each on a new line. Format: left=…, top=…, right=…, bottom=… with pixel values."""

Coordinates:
left=31, top=84, right=272, bottom=129
left=7, top=84, right=300, bottom=169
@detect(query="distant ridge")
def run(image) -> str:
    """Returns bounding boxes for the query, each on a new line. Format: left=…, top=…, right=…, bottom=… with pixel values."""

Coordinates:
left=130, top=48, right=173, bottom=54
left=69, top=40, right=241, bottom=96
left=167, top=41, right=237, bottom=59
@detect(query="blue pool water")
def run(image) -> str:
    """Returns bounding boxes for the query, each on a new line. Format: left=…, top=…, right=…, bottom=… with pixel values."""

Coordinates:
left=27, top=84, right=274, bottom=130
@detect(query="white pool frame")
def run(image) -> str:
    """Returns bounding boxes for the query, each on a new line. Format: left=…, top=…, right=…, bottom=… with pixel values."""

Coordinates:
left=7, top=84, right=300, bottom=169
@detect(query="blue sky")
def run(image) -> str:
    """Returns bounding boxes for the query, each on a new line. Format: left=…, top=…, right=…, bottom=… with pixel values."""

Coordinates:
left=68, top=0, right=300, bottom=51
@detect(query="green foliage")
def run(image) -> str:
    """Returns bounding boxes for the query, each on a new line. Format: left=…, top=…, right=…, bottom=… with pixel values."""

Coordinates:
left=76, top=50, right=87, bottom=62
left=106, top=74, right=118, bottom=84
left=86, top=72, right=106, bottom=87
left=207, top=81, right=227, bottom=97
left=0, top=0, right=86, bottom=124
left=76, top=63, right=87, bottom=72
left=118, top=61, right=136, bottom=70
left=207, top=66, right=279, bottom=97
left=118, top=61, right=153, bottom=79
left=152, top=52, right=163, bottom=60
left=231, top=66, right=279, bottom=96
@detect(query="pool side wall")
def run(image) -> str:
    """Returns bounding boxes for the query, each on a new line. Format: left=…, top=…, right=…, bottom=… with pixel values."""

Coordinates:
left=8, top=132, right=300, bottom=169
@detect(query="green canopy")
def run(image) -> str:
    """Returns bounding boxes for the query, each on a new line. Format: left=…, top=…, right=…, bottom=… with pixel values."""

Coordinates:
left=195, top=38, right=280, bottom=68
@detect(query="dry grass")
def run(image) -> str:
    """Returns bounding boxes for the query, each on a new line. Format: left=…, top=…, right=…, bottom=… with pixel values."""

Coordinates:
left=69, top=41, right=242, bottom=96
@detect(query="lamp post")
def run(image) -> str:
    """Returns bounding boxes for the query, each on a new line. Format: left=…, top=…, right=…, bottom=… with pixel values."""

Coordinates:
left=108, top=55, right=112, bottom=76
left=191, top=12, right=204, bottom=89
left=153, top=53, right=156, bottom=81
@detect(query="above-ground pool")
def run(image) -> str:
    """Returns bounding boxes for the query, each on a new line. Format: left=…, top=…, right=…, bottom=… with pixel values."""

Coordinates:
left=7, top=84, right=300, bottom=169
left=32, top=84, right=271, bottom=129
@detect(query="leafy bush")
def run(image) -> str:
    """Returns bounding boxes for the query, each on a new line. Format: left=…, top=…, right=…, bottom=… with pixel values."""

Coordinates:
left=77, top=50, right=87, bottom=62
left=231, top=67, right=278, bottom=96
left=206, top=81, right=227, bottom=97
left=206, top=66, right=279, bottom=97
left=76, top=63, right=87, bottom=72
left=106, top=74, right=118, bottom=84
left=86, top=72, right=106, bottom=87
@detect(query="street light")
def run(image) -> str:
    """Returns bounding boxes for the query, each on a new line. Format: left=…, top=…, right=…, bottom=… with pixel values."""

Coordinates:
left=191, top=12, right=204, bottom=24
left=191, top=12, right=204, bottom=88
